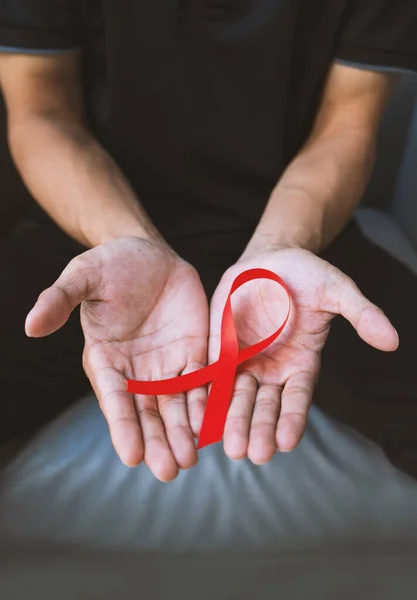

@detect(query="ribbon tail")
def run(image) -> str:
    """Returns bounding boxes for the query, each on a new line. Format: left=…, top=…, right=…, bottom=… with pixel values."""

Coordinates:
left=197, top=295, right=239, bottom=449
left=196, top=368, right=237, bottom=448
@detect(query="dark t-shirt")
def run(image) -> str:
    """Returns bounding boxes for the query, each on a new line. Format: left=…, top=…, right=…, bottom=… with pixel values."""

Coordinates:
left=1, top=1, right=417, bottom=269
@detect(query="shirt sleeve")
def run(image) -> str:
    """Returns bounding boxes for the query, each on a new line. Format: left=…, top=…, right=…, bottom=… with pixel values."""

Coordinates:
left=335, top=0, right=417, bottom=72
left=0, top=0, right=82, bottom=52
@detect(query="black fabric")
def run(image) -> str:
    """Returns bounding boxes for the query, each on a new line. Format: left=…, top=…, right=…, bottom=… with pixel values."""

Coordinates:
left=1, top=216, right=417, bottom=480
left=0, top=1, right=417, bottom=260
left=336, top=0, right=417, bottom=71
left=0, top=218, right=89, bottom=443
left=0, top=96, right=32, bottom=236
left=318, top=223, right=417, bottom=480
left=0, top=0, right=83, bottom=49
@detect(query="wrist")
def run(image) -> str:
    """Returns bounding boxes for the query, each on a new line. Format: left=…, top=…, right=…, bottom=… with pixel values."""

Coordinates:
left=243, top=187, right=325, bottom=260
left=83, top=213, right=168, bottom=250
left=240, top=230, right=319, bottom=262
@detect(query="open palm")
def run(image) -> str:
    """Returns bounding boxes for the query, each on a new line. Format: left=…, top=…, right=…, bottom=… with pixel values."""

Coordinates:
left=26, top=237, right=209, bottom=481
left=209, top=246, right=399, bottom=465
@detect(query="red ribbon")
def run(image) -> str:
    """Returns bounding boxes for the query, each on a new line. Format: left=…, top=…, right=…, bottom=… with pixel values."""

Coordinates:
left=126, top=268, right=291, bottom=449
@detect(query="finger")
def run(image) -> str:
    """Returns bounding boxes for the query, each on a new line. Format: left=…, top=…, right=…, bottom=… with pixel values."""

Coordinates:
left=187, top=384, right=208, bottom=438
left=185, top=362, right=209, bottom=438
left=26, top=254, right=98, bottom=338
left=329, top=271, right=399, bottom=352
left=247, top=384, right=282, bottom=465
left=88, top=363, right=144, bottom=468
left=223, top=373, right=257, bottom=460
left=158, top=390, right=198, bottom=470
left=135, top=394, right=179, bottom=482
left=276, top=370, right=316, bottom=452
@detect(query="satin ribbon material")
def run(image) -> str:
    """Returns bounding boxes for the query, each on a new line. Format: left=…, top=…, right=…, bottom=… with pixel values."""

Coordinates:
left=126, top=268, right=291, bottom=449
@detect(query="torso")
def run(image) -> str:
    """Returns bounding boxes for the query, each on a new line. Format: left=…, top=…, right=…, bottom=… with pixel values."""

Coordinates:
left=80, top=1, right=349, bottom=261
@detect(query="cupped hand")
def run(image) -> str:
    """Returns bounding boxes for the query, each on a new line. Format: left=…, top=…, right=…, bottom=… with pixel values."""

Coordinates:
left=209, top=243, right=399, bottom=465
left=25, top=237, right=209, bottom=481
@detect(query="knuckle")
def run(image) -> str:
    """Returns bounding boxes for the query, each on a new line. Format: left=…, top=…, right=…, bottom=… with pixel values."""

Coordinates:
left=158, top=394, right=185, bottom=409
left=137, top=406, right=161, bottom=421
left=285, top=384, right=311, bottom=398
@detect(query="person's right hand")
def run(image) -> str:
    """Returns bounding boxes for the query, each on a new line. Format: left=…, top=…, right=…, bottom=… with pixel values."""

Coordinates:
left=25, top=237, right=209, bottom=482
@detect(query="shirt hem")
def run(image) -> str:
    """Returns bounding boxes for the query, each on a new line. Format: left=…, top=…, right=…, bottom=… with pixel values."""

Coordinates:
left=335, top=43, right=417, bottom=73
left=0, top=23, right=82, bottom=50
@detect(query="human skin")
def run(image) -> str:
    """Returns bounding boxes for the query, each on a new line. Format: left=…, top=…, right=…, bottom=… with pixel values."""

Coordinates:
left=0, top=53, right=398, bottom=480
left=208, top=64, right=399, bottom=464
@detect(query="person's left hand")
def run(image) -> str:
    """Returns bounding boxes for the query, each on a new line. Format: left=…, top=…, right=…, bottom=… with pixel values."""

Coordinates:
left=206, top=242, right=399, bottom=465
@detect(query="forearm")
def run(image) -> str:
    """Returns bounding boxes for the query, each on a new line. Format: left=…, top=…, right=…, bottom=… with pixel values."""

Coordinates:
left=9, top=115, right=164, bottom=248
left=244, top=63, right=394, bottom=258
left=246, top=126, right=376, bottom=256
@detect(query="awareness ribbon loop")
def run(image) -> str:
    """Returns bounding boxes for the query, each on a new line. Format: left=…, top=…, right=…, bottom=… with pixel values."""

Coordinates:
left=126, top=268, right=291, bottom=449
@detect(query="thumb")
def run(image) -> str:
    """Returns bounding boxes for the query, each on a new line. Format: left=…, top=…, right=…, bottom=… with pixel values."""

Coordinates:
left=25, top=253, right=98, bottom=338
left=331, top=270, right=399, bottom=352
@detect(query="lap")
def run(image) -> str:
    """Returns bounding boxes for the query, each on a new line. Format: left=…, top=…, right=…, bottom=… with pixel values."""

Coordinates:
left=317, top=220, right=417, bottom=478
left=0, top=216, right=89, bottom=443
